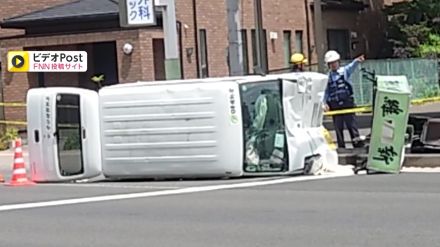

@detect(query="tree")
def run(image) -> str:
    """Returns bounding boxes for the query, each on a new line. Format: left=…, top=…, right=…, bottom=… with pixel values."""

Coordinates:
left=385, top=0, right=440, bottom=58
left=417, top=34, right=440, bottom=58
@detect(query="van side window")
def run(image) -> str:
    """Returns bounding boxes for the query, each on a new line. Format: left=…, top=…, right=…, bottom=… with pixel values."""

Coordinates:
left=56, top=94, right=84, bottom=176
left=240, top=80, right=288, bottom=173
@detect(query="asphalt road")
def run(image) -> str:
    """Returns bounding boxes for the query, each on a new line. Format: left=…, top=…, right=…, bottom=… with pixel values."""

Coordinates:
left=1, top=173, right=440, bottom=247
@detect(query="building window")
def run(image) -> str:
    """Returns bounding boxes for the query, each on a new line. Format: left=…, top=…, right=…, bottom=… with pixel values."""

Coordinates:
left=295, top=30, right=303, bottom=54
left=327, top=29, right=350, bottom=59
left=251, top=29, right=268, bottom=73
left=283, top=31, right=292, bottom=67
left=199, top=29, right=209, bottom=78
left=241, top=29, right=249, bottom=74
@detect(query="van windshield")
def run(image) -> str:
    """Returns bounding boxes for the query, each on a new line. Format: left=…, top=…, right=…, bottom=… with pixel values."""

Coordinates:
left=55, top=94, right=84, bottom=176
left=240, top=80, right=288, bottom=173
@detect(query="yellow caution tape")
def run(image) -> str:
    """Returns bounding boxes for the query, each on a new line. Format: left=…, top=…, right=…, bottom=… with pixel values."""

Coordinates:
left=0, top=102, right=26, bottom=107
left=325, top=96, right=440, bottom=116
left=410, top=96, right=440, bottom=106
left=0, top=120, right=27, bottom=126
left=325, top=106, right=372, bottom=116
left=0, top=95, right=440, bottom=124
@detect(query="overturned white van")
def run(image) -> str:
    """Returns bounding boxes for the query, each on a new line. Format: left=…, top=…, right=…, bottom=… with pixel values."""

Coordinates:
left=26, top=72, right=337, bottom=181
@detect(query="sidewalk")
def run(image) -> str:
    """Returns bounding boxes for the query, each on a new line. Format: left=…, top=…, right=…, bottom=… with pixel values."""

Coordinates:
left=409, top=101, right=440, bottom=115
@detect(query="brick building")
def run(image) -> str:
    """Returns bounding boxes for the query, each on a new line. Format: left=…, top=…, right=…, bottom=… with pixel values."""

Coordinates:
left=0, top=0, right=398, bottom=122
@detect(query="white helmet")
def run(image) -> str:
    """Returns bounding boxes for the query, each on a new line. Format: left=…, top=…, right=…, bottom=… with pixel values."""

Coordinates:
left=324, top=50, right=341, bottom=64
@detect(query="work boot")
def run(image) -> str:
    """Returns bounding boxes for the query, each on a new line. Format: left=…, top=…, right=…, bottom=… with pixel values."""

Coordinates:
left=353, top=136, right=366, bottom=148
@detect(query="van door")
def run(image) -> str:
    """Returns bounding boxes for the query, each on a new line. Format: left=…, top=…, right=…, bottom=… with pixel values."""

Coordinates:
left=27, top=88, right=101, bottom=182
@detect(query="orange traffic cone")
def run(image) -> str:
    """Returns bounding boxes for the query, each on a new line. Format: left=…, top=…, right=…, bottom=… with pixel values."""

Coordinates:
left=5, top=138, right=35, bottom=186
left=0, top=173, right=4, bottom=183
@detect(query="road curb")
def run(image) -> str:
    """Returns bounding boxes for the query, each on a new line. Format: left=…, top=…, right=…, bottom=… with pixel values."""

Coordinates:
left=403, top=154, right=440, bottom=168
left=338, top=153, right=440, bottom=168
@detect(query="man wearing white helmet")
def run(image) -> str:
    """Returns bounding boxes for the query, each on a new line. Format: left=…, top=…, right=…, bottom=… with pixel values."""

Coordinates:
left=323, top=50, right=365, bottom=148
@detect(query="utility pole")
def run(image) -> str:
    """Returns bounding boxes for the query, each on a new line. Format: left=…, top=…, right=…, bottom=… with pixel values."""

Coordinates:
left=159, top=0, right=182, bottom=80
left=313, top=0, right=325, bottom=73
left=304, top=0, right=312, bottom=70
left=226, top=0, right=244, bottom=76
left=254, top=0, right=266, bottom=74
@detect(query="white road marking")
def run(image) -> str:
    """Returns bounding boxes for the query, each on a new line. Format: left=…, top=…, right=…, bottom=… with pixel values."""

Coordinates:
left=0, top=173, right=352, bottom=212
left=402, top=167, right=440, bottom=173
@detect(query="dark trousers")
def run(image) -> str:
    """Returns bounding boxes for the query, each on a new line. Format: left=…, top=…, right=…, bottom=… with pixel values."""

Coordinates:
left=332, top=113, right=360, bottom=148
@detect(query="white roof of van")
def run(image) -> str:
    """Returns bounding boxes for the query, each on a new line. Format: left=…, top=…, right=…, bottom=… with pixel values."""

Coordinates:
left=100, top=72, right=327, bottom=91
left=103, top=75, right=253, bottom=89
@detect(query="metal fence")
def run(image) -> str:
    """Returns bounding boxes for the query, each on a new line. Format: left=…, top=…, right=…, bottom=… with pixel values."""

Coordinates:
left=348, top=58, right=440, bottom=105
left=270, top=58, right=440, bottom=106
